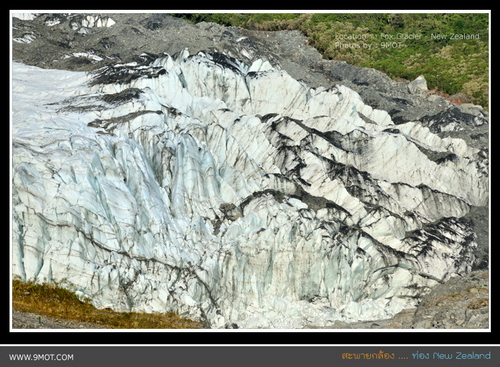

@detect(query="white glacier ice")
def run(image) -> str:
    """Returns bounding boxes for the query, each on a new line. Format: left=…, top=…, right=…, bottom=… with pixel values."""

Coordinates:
left=11, top=50, right=488, bottom=329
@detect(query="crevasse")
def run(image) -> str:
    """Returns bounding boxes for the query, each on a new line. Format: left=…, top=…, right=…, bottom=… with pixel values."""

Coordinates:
left=11, top=50, right=487, bottom=328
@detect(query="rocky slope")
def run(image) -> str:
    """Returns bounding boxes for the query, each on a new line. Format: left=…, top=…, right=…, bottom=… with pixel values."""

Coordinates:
left=12, top=309, right=107, bottom=329
left=11, top=13, right=489, bottom=329
left=304, top=270, right=489, bottom=329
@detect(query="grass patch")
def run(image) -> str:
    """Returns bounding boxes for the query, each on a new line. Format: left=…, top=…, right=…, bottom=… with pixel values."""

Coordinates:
left=12, top=279, right=203, bottom=329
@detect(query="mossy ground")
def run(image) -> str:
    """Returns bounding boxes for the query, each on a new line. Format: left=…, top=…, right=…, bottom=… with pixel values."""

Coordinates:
left=12, top=279, right=203, bottom=329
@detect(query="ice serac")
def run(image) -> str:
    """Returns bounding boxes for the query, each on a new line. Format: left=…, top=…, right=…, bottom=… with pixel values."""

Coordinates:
left=11, top=49, right=488, bottom=329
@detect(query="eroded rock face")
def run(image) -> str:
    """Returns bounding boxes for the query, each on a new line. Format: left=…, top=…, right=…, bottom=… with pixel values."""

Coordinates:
left=11, top=13, right=489, bottom=329
left=410, top=270, right=489, bottom=329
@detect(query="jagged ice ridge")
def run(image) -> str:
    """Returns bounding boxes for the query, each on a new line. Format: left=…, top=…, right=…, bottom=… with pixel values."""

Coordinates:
left=11, top=49, right=488, bottom=328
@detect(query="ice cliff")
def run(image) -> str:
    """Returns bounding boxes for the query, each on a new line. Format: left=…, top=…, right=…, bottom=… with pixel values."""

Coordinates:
left=11, top=14, right=489, bottom=329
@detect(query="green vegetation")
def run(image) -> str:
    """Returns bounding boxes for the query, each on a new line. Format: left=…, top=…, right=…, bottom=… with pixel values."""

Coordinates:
left=12, top=279, right=203, bottom=329
left=172, top=13, right=489, bottom=108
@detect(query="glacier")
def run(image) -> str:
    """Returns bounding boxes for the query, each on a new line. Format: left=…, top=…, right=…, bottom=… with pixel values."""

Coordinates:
left=11, top=48, right=488, bottom=329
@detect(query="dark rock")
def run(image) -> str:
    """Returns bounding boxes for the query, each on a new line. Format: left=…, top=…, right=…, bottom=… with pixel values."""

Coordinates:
left=101, top=88, right=143, bottom=105
left=420, top=106, right=488, bottom=133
